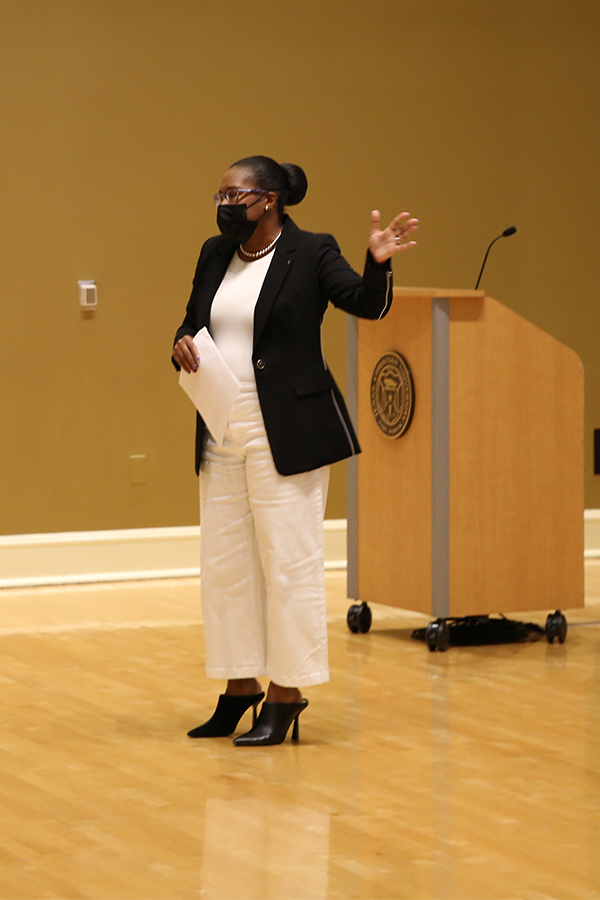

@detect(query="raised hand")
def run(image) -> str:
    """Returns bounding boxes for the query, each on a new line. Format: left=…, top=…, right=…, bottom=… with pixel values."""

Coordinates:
left=370, top=210, right=419, bottom=263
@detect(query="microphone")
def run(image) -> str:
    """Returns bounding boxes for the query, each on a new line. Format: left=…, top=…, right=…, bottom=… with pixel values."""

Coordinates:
left=475, top=227, right=517, bottom=289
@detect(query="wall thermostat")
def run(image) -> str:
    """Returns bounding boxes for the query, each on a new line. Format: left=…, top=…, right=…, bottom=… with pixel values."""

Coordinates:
left=79, top=280, right=97, bottom=309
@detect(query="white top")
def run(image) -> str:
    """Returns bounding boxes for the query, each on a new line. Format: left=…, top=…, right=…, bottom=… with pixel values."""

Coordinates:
left=210, top=251, right=275, bottom=383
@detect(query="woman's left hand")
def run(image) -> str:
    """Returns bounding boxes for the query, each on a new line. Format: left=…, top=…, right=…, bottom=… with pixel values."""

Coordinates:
left=369, top=210, right=419, bottom=263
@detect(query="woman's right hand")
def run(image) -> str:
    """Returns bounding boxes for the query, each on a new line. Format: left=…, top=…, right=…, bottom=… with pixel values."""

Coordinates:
left=173, top=335, right=199, bottom=373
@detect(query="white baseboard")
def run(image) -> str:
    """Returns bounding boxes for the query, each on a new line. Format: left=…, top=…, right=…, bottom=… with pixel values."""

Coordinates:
left=1, top=511, right=596, bottom=589
left=0, top=520, right=348, bottom=589
left=584, top=509, right=600, bottom=559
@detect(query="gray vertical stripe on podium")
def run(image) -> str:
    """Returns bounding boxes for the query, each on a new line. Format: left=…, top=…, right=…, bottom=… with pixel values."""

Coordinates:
left=346, top=316, right=359, bottom=600
left=431, top=298, right=450, bottom=618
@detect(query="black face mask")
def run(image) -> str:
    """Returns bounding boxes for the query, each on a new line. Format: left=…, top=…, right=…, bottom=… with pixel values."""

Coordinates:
left=216, top=204, right=259, bottom=244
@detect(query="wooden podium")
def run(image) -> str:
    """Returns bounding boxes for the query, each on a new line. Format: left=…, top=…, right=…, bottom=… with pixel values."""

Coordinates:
left=346, top=287, right=584, bottom=637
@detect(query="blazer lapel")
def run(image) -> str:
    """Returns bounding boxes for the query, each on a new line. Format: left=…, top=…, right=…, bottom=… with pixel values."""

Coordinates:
left=253, top=217, right=300, bottom=347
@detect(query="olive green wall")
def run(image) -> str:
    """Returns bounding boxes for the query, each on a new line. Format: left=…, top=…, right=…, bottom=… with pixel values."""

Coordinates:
left=1, top=0, right=599, bottom=534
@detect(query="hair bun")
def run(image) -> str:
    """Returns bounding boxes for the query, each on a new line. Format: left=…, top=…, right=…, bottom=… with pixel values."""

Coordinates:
left=280, top=163, right=308, bottom=206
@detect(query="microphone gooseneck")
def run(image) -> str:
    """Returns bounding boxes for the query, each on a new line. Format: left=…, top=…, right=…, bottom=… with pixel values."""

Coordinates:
left=475, top=227, right=517, bottom=289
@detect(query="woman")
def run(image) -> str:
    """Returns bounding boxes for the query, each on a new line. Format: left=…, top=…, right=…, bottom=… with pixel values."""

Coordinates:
left=173, top=156, right=418, bottom=746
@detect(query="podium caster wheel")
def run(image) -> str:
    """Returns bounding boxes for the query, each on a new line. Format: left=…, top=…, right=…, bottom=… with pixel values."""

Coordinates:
left=425, top=619, right=450, bottom=652
left=546, top=611, right=567, bottom=644
left=347, top=602, right=372, bottom=634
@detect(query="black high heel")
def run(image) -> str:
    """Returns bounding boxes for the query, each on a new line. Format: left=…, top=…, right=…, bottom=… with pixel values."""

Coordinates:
left=187, top=692, right=265, bottom=738
left=233, top=698, right=308, bottom=746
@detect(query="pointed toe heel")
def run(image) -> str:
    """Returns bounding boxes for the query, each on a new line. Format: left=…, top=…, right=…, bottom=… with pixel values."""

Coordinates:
left=233, top=698, right=308, bottom=746
left=187, top=692, right=265, bottom=738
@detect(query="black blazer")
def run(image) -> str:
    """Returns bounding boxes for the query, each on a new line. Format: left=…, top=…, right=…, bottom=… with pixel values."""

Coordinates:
left=173, top=215, right=393, bottom=476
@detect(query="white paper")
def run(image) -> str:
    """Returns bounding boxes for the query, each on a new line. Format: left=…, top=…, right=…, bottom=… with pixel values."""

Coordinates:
left=178, top=328, right=241, bottom=445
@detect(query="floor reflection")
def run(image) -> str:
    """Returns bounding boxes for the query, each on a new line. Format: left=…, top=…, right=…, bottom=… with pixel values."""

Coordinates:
left=200, top=797, right=330, bottom=899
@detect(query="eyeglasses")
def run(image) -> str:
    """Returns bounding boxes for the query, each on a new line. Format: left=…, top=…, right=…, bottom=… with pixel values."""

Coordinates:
left=213, top=188, right=268, bottom=206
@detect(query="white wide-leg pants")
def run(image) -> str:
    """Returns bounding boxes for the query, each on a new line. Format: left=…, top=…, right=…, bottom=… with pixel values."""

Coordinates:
left=199, top=384, right=330, bottom=687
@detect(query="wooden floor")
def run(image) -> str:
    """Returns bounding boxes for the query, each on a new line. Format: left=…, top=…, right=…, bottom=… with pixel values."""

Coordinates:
left=1, top=568, right=600, bottom=900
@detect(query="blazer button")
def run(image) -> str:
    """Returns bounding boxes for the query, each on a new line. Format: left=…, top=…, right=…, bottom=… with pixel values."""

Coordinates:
left=256, top=358, right=266, bottom=370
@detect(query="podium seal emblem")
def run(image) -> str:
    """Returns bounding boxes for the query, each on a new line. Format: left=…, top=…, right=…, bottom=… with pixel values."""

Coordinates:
left=370, top=351, right=415, bottom=438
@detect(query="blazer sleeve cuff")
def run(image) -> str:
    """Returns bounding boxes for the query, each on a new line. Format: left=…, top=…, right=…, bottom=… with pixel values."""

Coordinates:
left=365, top=249, right=392, bottom=271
